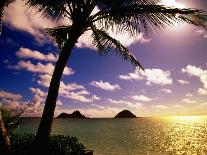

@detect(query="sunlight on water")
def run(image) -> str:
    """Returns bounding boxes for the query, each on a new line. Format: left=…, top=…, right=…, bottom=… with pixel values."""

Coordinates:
left=16, top=117, right=207, bottom=155
left=160, top=116, right=207, bottom=155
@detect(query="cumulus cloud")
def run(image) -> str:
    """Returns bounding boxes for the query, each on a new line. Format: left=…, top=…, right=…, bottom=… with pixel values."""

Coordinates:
left=119, top=68, right=172, bottom=86
left=160, top=0, right=185, bottom=8
left=0, top=90, right=22, bottom=100
left=36, top=73, right=99, bottom=103
left=92, top=95, right=101, bottom=101
left=186, top=93, right=193, bottom=97
left=4, top=0, right=58, bottom=43
left=16, top=47, right=58, bottom=62
left=10, top=60, right=74, bottom=76
left=197, top=88, right=207, bottom=95
left=178, top=80, right=189, bottom=85
left=173, top=104, right=183, bottom=108
left=160, top=89, right=172, bottom=94
left=195, top=29, right=207, bottom=39
left=132, top=95, right=153, bottom=102
left=90, top=80, right=121, bottom=91
left=151, top=105, right=168, bottom=110
left=182, top=98, right=196, bottom=104
left=2, top=99, right=26, bottom=112
left=38, top=74, right=52, bottom=87
left=182, top=65, right=207, bottom=89
left=108, top=99, right=143, bottom=109
left=29, top=87, right=47, bottom=97
left=118, top=72, right=142, bottom=81
left=0, top=90, right=27, bottom=112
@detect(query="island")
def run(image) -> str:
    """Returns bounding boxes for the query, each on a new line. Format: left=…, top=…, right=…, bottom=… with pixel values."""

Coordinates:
left=114, top=110, right=136, bottom=118
left=57, top=110, right=88, bottom=118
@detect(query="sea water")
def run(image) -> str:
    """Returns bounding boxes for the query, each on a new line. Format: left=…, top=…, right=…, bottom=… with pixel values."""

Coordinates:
left=15, top=117, right=207, bottom=155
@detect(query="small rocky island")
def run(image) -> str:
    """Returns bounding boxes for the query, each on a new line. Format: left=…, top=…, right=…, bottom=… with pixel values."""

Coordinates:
left=114, top=110, right=136, bottom=118
left=57, top=110, right=88, bottom=118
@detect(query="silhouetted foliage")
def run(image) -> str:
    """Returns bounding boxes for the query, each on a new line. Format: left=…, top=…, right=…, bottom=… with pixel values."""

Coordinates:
left=10, top=134, right=85, bottom=155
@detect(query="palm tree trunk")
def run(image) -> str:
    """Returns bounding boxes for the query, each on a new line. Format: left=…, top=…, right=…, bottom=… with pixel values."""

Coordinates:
left=0, top=106, right=11, bottom=152
left=33, top=36, right=78, bottom=149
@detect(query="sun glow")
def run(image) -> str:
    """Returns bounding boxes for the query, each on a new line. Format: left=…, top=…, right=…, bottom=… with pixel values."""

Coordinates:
left=174, top=116, right=203, bottom=121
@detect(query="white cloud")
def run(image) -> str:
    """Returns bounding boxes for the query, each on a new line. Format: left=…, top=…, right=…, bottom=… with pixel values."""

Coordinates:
left=10, top=60, right=74, bottom=76
left=2, top=99, right=26, bottom=112
left=38, top=74, right=52, bottom=87
left=16, top=47, right=58, bottom=62
left=90, top=80, right=121, bottom=91
left=182, top=65, right=207, bottom=89
left=108, top=99, right=125, bottom=104
left=178, top=80, right=189, bottom=85
left=108, top=99, right=143, bottom=109
left=197, top=88, right=207, bottom=95
left=119, top=68, right=172, bottom=86
left=182, top=98, right=196, bottom=104
left=118, top=72, right=142, bottom=81
left=36, top=73, right=99, bottom=103
left=132, top=95, right=153, bottom=102
left=92, top=95, right=101, bottom=101
left=173, top=104, right=183, bottom=108
left=160, top=89, right=172, bottom=94
left=0, top=90, right=22, bottom=100
left=143, top=69, right=172, bottom=86
left=160, top=0, right=185, bottom=8
left=195, top=29, right=207, bottom=39
left=151, top=104, right=168, bottom=110
left=59, top=82, right=86, bottom=94
left=4, top=0, right=58, bottom=43
left=63, top=92, right=94, bottom=103
left=186, top=93, right=193, bottom=98
left=29, top=87, right=47, bottom=97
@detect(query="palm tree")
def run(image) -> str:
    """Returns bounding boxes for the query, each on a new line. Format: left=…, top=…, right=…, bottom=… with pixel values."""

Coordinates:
left=0, top=0, right=15, bottom=34
left=26, top=0, right=207, bottom=148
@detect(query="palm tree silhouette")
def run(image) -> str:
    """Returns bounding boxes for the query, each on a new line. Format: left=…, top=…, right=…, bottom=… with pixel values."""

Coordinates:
left=26, top=0, right=207, bottom=148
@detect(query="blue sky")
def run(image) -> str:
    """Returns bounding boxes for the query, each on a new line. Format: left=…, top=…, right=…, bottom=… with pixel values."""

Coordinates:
left=0, top=0, right=207, bottom=117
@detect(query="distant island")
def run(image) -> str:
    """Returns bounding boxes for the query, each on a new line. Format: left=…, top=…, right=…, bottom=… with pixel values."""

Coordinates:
left=114, top=110, right=136, bottom=118
left=57, top=110, right=88, bottom=118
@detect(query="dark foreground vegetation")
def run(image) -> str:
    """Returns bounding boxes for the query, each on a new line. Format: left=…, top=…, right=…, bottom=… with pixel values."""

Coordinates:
left=1, top=133, right=91, bottom=155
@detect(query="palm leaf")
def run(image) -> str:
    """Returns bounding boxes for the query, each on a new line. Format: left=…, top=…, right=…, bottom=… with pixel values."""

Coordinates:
left=91, top=25, right=144, bottom=70
left=94, top=4, right=207, bottom=35
left=45, top=26, right=72, bottom=48
left=26, top=0, right=69, bottom=20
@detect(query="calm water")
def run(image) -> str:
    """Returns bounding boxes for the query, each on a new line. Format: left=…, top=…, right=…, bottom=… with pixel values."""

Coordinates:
left=15, top=116, right=207, bottom=155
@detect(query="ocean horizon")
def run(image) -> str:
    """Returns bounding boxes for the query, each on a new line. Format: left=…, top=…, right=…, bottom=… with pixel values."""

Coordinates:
left=15, top=116, right=207, bottom=155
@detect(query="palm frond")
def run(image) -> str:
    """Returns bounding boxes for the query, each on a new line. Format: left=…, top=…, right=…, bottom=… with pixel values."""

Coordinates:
left=97, top=0, right=162, bottom=8
left=91, top=25, right=144, bottom=69
left=26, top=0, right=68, bottom=20
left=94, top=4, right=207, bottom=36
left=45, top=26, right=72, bottom=48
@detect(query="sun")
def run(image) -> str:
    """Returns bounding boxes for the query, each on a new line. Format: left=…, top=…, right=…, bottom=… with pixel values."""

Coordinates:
left=161, top=0, right=185, bottom=8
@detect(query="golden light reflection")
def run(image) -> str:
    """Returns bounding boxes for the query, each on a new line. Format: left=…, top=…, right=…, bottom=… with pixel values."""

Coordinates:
left=159, top=115, right=207, bottom=154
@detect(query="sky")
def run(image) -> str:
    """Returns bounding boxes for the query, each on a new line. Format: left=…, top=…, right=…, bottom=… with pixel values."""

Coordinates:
left=0, top=0, right=207, bottom=118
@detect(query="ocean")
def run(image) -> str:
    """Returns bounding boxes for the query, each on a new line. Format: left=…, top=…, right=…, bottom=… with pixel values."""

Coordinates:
left=15, top=116, right=207, bottom=155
